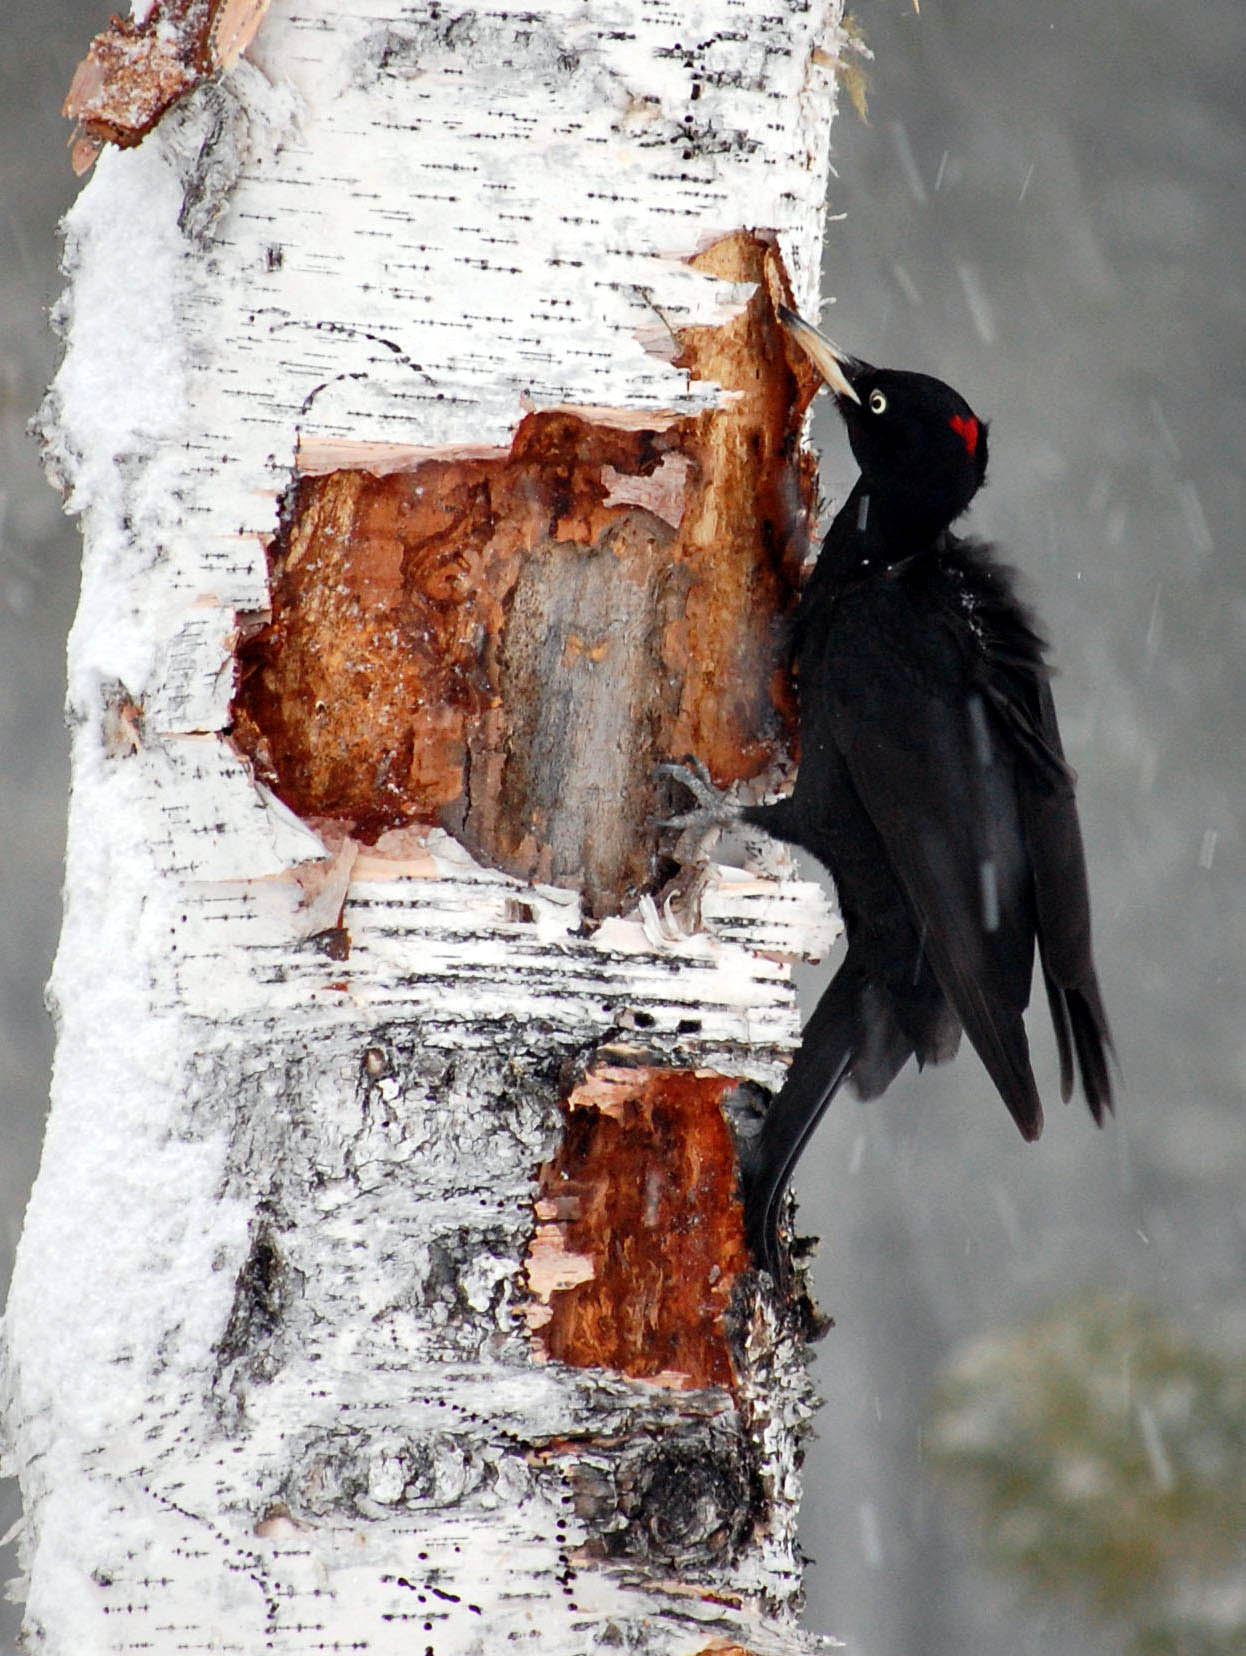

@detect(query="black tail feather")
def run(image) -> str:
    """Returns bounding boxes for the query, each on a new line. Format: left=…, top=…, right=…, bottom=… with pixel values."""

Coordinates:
left=1044, top=968, right=1075, bottom=1102
left=1067, top=982, right=1115, bottom=1123
left=1043, top=970, right=1114, bottom=1122
left=952, top=975, right=1043, bottom=1141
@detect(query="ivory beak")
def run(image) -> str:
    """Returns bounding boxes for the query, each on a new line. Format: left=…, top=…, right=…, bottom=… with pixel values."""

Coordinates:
left=777, top=306, right=863, bottom=405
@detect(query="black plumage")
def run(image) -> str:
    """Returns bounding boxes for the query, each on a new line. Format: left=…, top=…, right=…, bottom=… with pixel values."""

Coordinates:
left=733, top=311, right=1114, bottom=1279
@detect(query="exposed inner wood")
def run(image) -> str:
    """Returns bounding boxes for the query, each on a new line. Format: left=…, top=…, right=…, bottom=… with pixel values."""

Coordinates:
left=524, top=1066, right=750, bottom=1390
left=231, top=229, right=820, bottom=916
left=462, top=509, right=688, bottom=916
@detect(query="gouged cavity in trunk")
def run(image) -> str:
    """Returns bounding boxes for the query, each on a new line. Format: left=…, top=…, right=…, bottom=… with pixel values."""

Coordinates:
left=230, top=230, right=820, bottom=915
left=524, top=1066, right=750, bottom=1390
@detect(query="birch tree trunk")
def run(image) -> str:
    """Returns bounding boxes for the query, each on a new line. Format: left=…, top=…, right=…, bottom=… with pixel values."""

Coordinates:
left=3, top=1, right=849, bottom=1649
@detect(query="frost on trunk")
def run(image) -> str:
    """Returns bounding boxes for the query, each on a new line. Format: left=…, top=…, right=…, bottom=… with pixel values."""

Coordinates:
left=2, top=1, right=850, bottom=1650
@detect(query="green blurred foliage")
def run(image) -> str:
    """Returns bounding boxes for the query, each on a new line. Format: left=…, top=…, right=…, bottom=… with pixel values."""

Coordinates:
left=929, top=1292, right=1246, bottom=1653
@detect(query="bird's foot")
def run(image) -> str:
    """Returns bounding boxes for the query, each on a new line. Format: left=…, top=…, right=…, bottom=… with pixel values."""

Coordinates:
left=655, top=758, right=739, bottom=831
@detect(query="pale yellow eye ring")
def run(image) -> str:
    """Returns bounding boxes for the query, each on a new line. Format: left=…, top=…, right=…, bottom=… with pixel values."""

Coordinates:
left=868, top=389, right=887, bottom=415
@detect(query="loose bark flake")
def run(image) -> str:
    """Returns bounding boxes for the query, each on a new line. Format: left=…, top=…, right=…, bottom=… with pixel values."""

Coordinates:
left=64, top=0, right=271, bottom=173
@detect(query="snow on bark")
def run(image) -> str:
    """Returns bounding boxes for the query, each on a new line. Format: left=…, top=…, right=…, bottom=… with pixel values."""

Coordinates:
left=4, top=0, right=848, bottom=1650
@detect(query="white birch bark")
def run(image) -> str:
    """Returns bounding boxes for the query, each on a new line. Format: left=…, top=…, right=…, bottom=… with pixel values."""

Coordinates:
left=3, top=1, right=847, bottom=1649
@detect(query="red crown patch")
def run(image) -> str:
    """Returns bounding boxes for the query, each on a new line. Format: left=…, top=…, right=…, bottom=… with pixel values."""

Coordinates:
left=950, top=413, right=980, bottom=458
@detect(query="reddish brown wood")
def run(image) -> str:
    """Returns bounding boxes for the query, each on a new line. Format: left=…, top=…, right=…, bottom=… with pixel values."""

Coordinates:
left=232, top=462, right=509, bottom=841
left=670, top=229, right=823, bottom=783
left=524, top=1066, right=751, bottom=1390
left=232, top=417, right=675, bottom=856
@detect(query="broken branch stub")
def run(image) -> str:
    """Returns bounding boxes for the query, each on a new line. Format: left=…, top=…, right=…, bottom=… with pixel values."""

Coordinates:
left=231, top=231, right=820, bottom=917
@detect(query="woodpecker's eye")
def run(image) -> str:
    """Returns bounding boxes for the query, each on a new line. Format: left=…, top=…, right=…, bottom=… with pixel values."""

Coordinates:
left=868, top=389, right=887, bottom=415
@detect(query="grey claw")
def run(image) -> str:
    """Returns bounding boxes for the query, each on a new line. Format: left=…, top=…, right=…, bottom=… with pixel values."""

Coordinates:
left=658, top=807, right=711, bottom=830
left=655, top=759, right=738, bottom=827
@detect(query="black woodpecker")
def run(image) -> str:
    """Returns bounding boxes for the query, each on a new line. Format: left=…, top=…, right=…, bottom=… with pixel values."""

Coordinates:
left=670, top=308, right=1114, bottom=1281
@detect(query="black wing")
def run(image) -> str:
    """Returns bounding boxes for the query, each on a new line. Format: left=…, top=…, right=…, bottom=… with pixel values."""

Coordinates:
left=1018, top=677, right=1115, bottom=1117
left=828, top=546, right=1112, bottom=1133
left=823, top=561, right=1046, bottom=1137
left=953, top=541, right=1114, bottom=1117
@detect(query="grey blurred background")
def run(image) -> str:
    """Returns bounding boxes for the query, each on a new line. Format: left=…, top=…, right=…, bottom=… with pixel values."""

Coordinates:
left=797, top=2, right=1245, bottom=1652
left=1, top=2, right=1242, bottom=1653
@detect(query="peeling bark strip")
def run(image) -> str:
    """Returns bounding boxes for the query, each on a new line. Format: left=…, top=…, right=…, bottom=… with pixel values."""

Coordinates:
left=526, top=1065, right=750, bottom=1388
left=64, top=0, right=271, bottom=173
left=233, top=232, right=819, bottom=917
left=8, top=0, right=849, bottom=1650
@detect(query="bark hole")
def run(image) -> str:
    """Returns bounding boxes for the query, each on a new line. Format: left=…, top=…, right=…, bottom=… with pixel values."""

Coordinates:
left=231, top=229, right=819, bottom=916
left=634, top=1444, right=751, bottom=1563
left=213, top=1221, right=299, bottom=1403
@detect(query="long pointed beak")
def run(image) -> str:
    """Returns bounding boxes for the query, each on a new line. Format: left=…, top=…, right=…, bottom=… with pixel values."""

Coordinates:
left=777, top=306, right=863, bottom=405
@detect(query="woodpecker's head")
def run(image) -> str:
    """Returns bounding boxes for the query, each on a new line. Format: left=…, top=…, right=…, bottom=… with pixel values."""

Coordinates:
left=780, top=307, right=989, bottom=531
